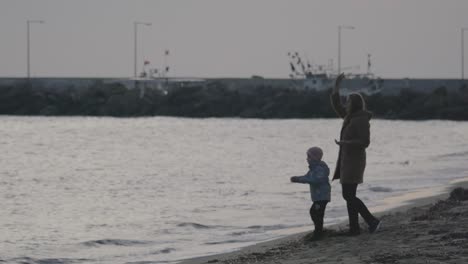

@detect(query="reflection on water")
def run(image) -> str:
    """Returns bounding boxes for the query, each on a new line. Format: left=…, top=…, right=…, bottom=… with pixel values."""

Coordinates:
left=1, top=117, right=467, bottom=263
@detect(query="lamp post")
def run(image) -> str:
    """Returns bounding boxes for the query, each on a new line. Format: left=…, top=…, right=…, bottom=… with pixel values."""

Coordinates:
left=134, top=21, right=152, bottom=78
left=462, top=28, right=468, bottom=80
left=27, top=20, right=45, bottom=78
left=338, top=25, right=355, bottom=74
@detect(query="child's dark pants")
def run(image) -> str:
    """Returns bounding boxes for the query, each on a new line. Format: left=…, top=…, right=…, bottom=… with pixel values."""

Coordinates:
left=309, top=201, right=328, bottom=234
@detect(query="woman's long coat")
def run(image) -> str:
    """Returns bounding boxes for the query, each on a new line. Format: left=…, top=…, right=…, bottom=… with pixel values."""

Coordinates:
left=330, top=92, right=371, bottom=184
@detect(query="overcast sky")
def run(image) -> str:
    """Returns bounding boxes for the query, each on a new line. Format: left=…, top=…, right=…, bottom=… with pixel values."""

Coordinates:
left=1, top=0, right=468, bottom=78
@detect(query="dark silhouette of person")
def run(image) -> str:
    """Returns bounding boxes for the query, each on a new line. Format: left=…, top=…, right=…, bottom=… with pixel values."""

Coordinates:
left=330, top=73, right=381, bottom=236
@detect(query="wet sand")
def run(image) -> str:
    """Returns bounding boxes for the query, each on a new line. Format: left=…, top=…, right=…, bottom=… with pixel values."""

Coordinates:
left=180, top=180, right=468, bottom=264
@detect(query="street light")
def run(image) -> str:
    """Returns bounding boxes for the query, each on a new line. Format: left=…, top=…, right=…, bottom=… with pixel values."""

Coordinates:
left=461, top=28, right=468, bottom=80
left=338, top=25, right=355, bottom=74
left=134, top=21, right=152, bottom=78
left=27, top=20, right=45, bottom=78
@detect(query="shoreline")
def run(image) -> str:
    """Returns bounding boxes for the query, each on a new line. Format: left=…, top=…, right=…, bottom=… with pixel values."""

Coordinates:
left=178, top=178, right=468, bottom=264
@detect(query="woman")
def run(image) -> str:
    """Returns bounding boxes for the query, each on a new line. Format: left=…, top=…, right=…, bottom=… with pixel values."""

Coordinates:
left=331, top=73, right=381, bottom=235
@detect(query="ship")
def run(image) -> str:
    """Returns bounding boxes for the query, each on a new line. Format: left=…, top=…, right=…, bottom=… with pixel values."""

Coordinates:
left=287, top=51, right=383, bottom=95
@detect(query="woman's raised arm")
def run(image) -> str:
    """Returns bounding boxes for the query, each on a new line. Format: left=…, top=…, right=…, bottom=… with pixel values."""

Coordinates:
left=330, top=73, right=346, bottom=118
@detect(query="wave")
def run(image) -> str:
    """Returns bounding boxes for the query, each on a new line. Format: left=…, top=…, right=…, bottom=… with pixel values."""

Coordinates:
left=125, top=260, right=174, bottom=264
left=126, top=261, right=172, bottom=264
left=369, top=186, right=393, bottom=192
left=371, top=160, right=410, bottom=165
left=275, top=191, right=307, bottom=196
left=229, top=230, right=254, bottom=236
left=151, top=247, right=176, bottom=255
left=176, top=222, right=216, bottom=229
left=82, top=239, right=153, bottom=247
left=205, top=239, right=246, bottom=245
left=5, top=257, right=90, bottom=264
left=125, top=262, right=159, bottom=264
left=247, top=224, right=289, bottom=231
left=437, top=151, right=468, bottom=158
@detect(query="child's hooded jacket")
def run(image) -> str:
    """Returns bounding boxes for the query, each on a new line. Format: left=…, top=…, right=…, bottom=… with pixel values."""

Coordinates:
left=293, top=160, right=331, bottom=201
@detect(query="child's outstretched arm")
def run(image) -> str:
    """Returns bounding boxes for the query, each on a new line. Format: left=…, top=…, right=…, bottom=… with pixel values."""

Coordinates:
left=290, top=166, right=329, bottom=184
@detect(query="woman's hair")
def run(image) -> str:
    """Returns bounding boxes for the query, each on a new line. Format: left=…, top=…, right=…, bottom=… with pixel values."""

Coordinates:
left=348, top=93, right=366, bottom=114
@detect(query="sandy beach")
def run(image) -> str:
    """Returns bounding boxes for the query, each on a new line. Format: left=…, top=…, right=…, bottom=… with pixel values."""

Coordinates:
left=180, top=181, right=468, bottom=264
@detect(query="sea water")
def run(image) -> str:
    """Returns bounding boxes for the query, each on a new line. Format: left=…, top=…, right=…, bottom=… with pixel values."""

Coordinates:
left=1, top=116, right=468, bottom=264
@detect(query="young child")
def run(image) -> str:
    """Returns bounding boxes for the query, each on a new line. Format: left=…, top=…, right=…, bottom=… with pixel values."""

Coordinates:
left=290, top=147, right=331, bottom=239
